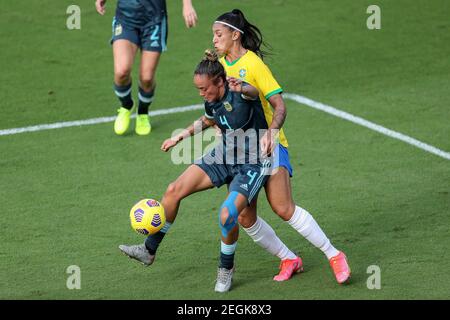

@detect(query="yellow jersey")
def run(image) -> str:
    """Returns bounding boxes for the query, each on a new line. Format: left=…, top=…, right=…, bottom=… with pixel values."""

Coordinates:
left=220, top=50, right=288, bottom=147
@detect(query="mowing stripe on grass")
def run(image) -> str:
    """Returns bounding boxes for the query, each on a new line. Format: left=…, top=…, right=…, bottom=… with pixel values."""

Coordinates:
left=1, top=94, right=449, bottom=161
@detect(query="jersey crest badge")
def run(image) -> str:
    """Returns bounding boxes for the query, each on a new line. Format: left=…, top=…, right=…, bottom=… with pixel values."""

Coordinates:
left=223, top=102, right=233, bottom=112
left=115, top=23, right=123, bottom=36
left=239, top=68, right=246, bottom=79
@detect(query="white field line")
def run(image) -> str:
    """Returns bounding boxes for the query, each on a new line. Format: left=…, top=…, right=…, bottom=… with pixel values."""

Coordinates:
left=284, top=93, right=450, bottom=161
left=0, top=104, right=203, bottom=136
left=1, top=94, right=449, bottom=161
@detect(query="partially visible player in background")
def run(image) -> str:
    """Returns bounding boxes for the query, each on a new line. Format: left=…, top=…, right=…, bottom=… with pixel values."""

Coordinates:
left=212, top=9, right=351, bottom=284
left=120, top=50, right=301, bottom=292
left=95, top=0, right=198, bottom=135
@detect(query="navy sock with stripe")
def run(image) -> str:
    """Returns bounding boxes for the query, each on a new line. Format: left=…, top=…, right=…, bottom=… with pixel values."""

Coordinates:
left=219, top=241, right=237, bottom=270
left=114, top=83, right=133, bottom=110
left=144, top=221, right=172, bottom=255
left=138, top=86, right=155, bottom=115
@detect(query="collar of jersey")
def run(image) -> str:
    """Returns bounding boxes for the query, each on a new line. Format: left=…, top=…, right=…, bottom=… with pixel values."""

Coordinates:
left=224, top=51, right=248, bottom=66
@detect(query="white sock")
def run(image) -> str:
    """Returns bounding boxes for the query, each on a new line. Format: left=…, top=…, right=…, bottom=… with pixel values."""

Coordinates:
left=243, top=216, right=297, bottom=260
left=288, top=206, right=339, bottom=260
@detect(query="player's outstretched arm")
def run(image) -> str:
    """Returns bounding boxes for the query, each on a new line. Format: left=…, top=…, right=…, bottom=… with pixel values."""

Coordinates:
left=95, top=0, right=107, bottom=15
left=161, top=116, right=215, bottom=152
left=182, top=0, right=198, bottom=28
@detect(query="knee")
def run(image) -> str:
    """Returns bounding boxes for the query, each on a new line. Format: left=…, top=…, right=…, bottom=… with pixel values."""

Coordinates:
left=114, top=68, right=131, bottom=85
left=218, top=196, right=239, bottom=237
left=220, top=207, right=231, bottom=226
left=164, top=181, right=181, bottom=202
left=139, top=74, right=155, bottom=91
left=271, top=202, right=296, bottom=221
left=238, top=213, right=256, bottom=229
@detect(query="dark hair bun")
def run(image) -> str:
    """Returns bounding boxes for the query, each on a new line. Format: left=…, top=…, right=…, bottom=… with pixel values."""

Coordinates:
left=204, top=49, right=219, bottom=62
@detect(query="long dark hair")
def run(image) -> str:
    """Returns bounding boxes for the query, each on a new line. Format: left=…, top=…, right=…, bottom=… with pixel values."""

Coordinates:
left=215, top=9, right=271, bottom=59
left=194, top=49, right=227, bottom=85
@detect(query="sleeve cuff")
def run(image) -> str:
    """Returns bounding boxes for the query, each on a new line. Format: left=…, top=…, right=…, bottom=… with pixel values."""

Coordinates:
left=264, top=88, right=283, bottom=100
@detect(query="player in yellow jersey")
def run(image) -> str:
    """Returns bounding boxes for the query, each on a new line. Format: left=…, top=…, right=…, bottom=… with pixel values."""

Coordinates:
left=212, top=9, right=351, bottom=284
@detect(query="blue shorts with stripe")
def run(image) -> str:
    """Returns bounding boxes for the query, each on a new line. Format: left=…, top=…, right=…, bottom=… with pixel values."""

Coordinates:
left=195, top=155, right=272, bottom=204
left=111, top=16, right=168, bottom=52
left=272, top=143, right=293, bottom=177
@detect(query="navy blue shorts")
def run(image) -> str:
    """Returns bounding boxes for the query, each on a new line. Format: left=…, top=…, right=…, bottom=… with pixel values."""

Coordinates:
left=111, top=16, right=168, bottom=52
left=195, top=153, right=272, bottom=204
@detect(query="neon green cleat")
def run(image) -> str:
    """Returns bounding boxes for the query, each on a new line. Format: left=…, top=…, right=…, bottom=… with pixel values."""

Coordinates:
left=135, top=114, right=151, bottom=135
left=114, top=107, right=133, bottom=135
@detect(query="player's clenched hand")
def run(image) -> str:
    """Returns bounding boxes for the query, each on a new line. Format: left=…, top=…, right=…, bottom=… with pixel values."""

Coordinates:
left=227, top=77, right=242, bottom=93
left=161, top=137, right=179, bottom=152
left=95, top=0, right=107, bottom=15
left=182, top=2, right=198, bottom=28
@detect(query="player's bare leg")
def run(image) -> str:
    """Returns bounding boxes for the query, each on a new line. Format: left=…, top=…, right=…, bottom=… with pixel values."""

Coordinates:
left=119, top=165, right=214, bottom=265
left=113, top=39, right=138, bottom=86
left=161, top=165, right=214, bottom=222
left=113, top=39, right=138, bottom=135
left=139, top=51, right=160, bottom=92
left=265, top=167, right=350, bottom=283
left=135, top=51, right=161, bottom=135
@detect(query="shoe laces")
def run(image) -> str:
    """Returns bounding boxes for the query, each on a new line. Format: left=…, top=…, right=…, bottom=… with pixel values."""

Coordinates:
left=218, top=268, right=232, bottom=283
left=133, top=244, right=146, bottom=254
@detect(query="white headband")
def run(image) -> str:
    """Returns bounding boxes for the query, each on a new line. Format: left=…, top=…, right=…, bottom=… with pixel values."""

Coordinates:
left=214, top=21, right=244, bottom=34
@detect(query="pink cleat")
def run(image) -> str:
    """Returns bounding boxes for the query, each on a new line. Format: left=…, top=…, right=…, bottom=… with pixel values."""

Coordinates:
left=273, top=256, right=303, bottom=281
left=329, top=251, right=351, bottom=284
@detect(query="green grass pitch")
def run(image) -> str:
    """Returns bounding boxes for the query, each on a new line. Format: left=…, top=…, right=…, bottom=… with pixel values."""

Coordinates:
left=0, top=0, right=449, bottom=299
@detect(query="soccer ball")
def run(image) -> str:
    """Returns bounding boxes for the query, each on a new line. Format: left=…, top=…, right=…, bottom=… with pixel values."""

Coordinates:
left=129, top=199, right=166, bottom=236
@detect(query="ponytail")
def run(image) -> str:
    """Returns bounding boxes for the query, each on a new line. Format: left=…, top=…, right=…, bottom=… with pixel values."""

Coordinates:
left=215, top=9, right=271, bottom=59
